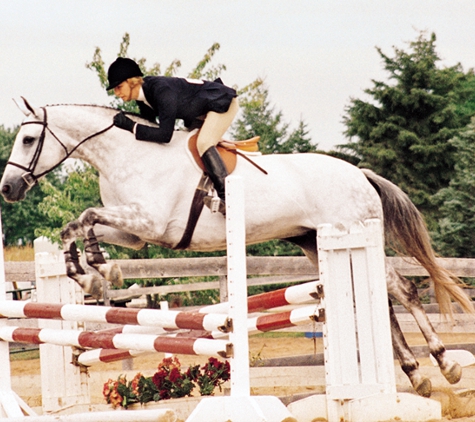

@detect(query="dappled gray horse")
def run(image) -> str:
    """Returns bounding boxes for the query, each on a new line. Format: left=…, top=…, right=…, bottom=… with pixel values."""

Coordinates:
left=1, top=98, right=473, bottom=397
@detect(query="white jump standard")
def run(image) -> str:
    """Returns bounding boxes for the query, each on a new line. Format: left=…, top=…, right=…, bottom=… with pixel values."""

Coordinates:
left=187, top=176, right=297, bottom=422
left=288, top=220, right=442, bottom=422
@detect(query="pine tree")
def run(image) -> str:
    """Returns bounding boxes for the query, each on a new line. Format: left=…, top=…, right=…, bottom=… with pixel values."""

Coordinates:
left=342, top=31, right=475, bottom=224
left=232, top=82, right=316, bottom=154
left=433, top=117, right=475, bottom=257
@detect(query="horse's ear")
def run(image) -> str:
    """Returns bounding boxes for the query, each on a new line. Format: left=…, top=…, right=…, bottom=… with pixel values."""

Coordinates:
left=13, top=97, right=38, bottom=117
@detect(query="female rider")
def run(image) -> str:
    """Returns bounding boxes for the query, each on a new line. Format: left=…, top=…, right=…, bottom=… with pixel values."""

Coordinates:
left=106, top=57, right=239, bottom=214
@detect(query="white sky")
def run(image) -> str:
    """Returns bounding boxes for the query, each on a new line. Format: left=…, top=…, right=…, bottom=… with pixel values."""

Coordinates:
left=1, top=0, right=475, bottom=151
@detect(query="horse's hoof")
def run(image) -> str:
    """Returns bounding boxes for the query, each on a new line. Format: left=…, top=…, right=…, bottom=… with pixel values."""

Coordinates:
left=108, top=263, right=123, bottom=287
left=79, top=274, right=103, bottom=299
left=89, top=276, right=104, bottom=300
left=415, top=377, right=432, bottom=397
left=100, top=263, right=123, bottom=287
left=442, top=362, right=462, bottom=384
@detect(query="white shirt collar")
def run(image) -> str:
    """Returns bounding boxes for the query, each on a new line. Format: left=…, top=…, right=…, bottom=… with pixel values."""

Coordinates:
left=137, top=87, right=152, bottom=108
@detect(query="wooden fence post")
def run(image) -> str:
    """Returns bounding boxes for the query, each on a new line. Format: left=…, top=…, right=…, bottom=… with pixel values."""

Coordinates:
left=0, top=211, right=31, bottom=417
left=34, top=237, right=90, bottom=414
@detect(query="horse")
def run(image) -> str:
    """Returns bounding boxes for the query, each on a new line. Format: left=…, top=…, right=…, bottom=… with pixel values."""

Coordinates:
left=1, top=98, right=473, bottom=398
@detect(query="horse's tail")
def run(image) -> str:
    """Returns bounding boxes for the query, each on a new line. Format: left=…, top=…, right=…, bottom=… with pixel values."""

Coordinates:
left=361, top=168, right=474, bottom=316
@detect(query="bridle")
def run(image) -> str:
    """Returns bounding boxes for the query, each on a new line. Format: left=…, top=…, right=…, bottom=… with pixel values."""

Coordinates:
left=6, top=107, right=114, bottom=187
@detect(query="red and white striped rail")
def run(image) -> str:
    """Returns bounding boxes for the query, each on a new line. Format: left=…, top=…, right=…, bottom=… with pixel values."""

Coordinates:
left=77, top=304, right=320, bottom=365
left=201, top=280, right=322, bottom=314
left=0, top=326, right=231, bottom=358
left=248, top=305, right=319, bottom=333
left=0, top=301, right=231, bottom=332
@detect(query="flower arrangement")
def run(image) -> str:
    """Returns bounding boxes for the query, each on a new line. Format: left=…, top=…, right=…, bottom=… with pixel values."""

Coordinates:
left=103, top=356, right=230, bottom=409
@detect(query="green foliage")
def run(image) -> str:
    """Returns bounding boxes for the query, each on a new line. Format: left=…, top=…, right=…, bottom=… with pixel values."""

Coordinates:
left=341, top=31, right=475, bottom=226
left=232, top=82, right=317, bottom=154
left=432, top=117, right=475, bottom=257
left=35, top=164, right=102, bottom=243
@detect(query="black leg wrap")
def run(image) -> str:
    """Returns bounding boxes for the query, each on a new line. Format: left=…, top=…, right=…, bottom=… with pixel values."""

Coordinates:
left=84, top=228, right=107, bottom=265
left=401, top=362, right=419, bottom=375
left=64, top=242, right=85, bottom=275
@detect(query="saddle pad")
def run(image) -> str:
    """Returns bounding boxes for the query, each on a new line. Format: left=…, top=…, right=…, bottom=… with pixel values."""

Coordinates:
left=188, top=132, right=260, bottom=174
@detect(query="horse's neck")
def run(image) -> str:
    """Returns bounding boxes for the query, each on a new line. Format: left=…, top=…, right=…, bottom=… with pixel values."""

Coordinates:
left=48, top=105, right=193, bottom=180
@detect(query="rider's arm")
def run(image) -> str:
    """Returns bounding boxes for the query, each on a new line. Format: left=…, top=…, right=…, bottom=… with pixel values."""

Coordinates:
left=134, top=120, right=174, bottom=144
left=134, top=86, right=177, bottom=144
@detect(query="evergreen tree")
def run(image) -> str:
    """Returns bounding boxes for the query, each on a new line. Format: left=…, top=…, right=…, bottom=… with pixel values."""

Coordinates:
left=341, top=31, right=475, bottom=224
left=433, top=117, right=475, bottom=257
left=232, top=82, right=316, bottom=154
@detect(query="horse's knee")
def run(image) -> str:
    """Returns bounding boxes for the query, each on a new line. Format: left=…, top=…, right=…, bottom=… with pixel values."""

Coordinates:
left=60, top=220, right=84, bottom=242
left=79, top=207, right=103, bottom=227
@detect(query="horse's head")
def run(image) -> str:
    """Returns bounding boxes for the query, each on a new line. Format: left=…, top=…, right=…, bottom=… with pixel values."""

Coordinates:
left=1, top=97, right=68, bottom=202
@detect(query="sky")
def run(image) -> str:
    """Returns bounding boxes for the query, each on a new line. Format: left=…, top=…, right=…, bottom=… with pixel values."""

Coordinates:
left=1, top=1, right=475, bottom=151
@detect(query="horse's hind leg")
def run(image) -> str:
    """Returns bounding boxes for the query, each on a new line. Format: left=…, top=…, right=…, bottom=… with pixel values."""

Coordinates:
left=388, top=298, right=432, bottom=397
left=387, top=264, right=462, bottom=388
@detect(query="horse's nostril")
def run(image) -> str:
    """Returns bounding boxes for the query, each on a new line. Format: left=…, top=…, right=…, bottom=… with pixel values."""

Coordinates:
left=1, top=184, right=10, bottom=195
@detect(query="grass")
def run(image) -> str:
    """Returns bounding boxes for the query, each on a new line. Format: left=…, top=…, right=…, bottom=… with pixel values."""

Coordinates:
left=3, top=245, right=35, bottom=261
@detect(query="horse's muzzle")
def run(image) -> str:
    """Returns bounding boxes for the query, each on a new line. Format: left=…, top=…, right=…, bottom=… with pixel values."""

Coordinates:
left=0, top=176, right=30, bottom=203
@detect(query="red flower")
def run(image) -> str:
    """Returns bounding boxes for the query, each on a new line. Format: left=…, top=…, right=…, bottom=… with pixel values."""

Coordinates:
left=152, top=369, right=167, bottom=388
left=169, top=367, right=182, bottom=383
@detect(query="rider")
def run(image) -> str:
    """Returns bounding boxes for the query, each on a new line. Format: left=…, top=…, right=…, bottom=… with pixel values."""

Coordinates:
left=106, top=57, right=239, bottom=214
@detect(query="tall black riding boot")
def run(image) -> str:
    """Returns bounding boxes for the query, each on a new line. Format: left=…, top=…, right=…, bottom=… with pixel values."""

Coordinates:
left=201, top=146, right=228, bottom=214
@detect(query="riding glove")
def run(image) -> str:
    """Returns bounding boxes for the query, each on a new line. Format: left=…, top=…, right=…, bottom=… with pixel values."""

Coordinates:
left=113, top=112, right=136, bottom=133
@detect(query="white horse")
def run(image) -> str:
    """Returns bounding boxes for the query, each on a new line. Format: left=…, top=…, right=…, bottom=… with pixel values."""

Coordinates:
left=1, top=98, right=473, bottom=397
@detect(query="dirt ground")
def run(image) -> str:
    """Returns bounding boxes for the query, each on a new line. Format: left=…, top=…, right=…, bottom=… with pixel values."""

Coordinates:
left=10, top=332, right=475, bottom=421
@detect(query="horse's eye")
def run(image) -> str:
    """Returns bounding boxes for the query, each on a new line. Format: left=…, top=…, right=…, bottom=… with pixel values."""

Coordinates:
left=23, top=136, right=35, bottom=145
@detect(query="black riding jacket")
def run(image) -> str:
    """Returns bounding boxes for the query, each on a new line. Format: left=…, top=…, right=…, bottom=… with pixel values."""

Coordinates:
left=135, top=76, right=237, bottom=144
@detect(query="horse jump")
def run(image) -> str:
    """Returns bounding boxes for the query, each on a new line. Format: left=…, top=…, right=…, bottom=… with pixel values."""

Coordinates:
left=3, top=177, right=447, bottom=421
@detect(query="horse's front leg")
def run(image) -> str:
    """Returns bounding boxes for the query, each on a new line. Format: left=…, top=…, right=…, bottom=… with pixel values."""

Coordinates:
left=60, top=220, right=104, bottom=299
left=83, top=227, right=123, bottom=288
left=75, top=204, right=159, bottom=284
left=387, top=265, right=462, bottom=391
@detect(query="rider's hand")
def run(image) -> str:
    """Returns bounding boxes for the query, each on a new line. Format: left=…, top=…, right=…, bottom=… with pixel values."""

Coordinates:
left=113, top=112, right=136, bottom=133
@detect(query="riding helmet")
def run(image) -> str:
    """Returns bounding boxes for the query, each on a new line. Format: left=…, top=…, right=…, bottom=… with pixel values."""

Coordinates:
left=106, top=57, right=144, bottom=90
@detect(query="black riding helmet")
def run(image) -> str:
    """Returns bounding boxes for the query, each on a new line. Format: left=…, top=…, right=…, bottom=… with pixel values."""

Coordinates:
left=106, top=57, right=144, bottom=91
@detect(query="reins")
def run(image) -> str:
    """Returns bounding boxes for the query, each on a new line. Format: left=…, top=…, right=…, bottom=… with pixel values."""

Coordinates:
left=7, top=107, right=114, bottom=187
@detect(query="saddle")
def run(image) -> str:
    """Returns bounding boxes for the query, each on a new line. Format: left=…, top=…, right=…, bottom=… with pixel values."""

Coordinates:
left=188, top=132, right=260, bottom=173
left=175, top=131, right=263, bottom=250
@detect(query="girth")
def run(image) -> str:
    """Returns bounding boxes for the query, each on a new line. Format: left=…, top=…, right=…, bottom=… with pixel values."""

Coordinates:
left=175, top=132, right=266, bottom=250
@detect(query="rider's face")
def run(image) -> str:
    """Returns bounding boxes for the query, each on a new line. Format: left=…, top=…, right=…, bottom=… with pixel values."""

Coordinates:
left=113, top=81, right=133, bottom=102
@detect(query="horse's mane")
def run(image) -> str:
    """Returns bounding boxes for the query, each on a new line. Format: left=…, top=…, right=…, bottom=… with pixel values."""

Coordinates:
left=45, top=103, right=117, bottom=112
left=44, top=103, right=157, bottom=126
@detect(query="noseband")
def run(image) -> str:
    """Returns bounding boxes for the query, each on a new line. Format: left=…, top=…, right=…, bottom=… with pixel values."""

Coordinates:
left=7, top=107, right=114, bottom=187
